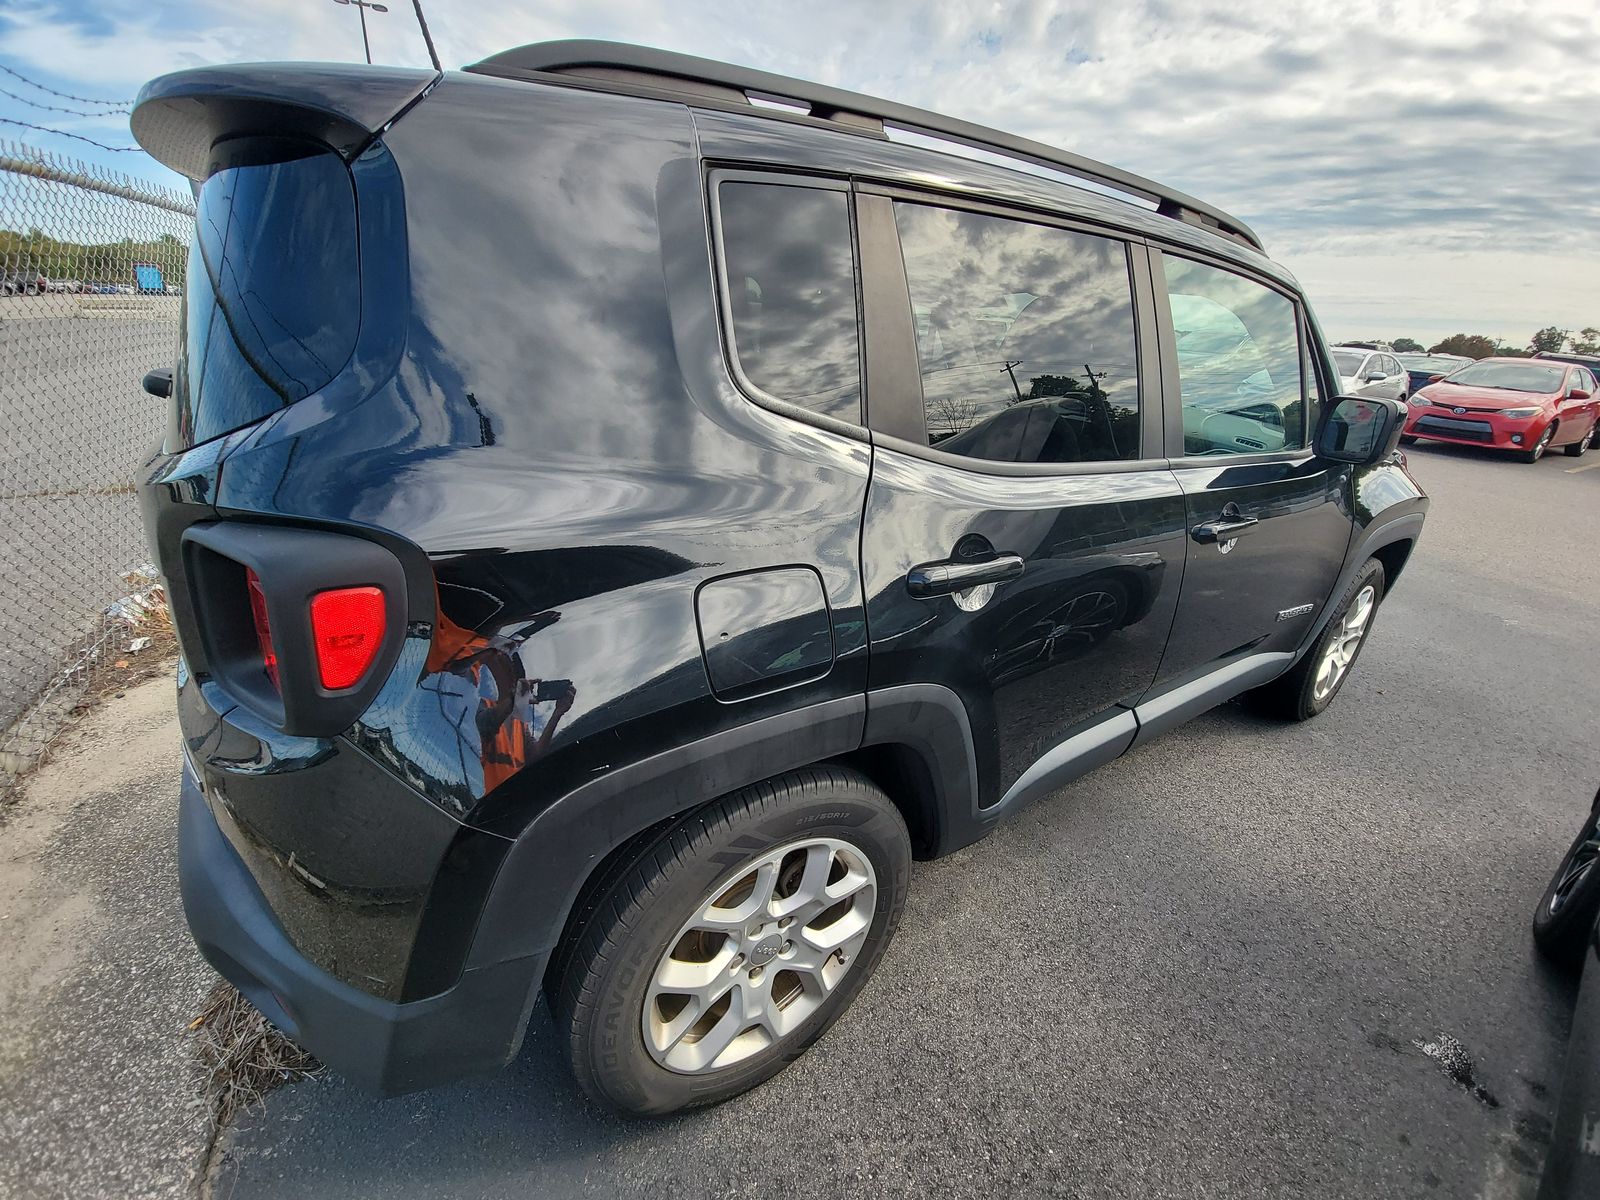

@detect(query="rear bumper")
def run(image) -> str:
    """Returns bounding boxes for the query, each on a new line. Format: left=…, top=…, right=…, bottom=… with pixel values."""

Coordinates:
left=178, top=763, right=547, bottom=1095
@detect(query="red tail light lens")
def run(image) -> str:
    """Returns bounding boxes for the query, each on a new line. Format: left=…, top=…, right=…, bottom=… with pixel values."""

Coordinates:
left=245, top=567, right=280, bottom=691
left=308, top=586, right=386, bottom=690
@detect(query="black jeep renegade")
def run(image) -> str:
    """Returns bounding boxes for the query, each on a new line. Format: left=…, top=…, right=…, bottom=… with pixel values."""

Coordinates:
left=132, top=40, right=1426, bottom=1115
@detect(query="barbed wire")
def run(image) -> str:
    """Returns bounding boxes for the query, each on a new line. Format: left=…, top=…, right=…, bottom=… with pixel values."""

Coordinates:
left=0, top=85, right=130, bottom=118
left=0, top=117, right=142, bottom=153
left=0, top=63, right=132, bottom=109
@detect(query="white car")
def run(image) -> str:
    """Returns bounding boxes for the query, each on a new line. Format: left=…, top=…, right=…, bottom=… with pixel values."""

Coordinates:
left=1332, top=345, right=1408, bottom=401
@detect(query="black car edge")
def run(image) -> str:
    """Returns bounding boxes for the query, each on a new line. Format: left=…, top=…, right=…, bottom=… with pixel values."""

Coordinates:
left=130, top=40, right=1427, bottom=1114
left=1532, top=784, right=1600, bottom=1199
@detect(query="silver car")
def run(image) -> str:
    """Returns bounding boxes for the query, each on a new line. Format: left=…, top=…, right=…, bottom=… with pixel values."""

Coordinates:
left=1332, top=346, right=1409, bottom=401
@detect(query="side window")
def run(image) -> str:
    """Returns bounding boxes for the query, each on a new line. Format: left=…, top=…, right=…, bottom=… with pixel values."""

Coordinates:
left=1575, top=368, right=1594, bottom=392
left=717, top=181, right=861, bottom=423
left=1383, top=355, right=1402, bottom=378
left=892, top=202, right=1141, bottom=465
left=1162, top=255, right=1305, bottom=456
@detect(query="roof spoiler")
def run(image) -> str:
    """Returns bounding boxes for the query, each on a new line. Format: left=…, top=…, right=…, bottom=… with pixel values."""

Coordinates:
left=131, top=63, right=440, bottom=181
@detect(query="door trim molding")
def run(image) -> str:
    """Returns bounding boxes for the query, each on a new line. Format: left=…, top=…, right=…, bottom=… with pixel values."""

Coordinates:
left=1129, top=650, right=1294, bottom=747
left=992, top=708, right=1138, bottom=817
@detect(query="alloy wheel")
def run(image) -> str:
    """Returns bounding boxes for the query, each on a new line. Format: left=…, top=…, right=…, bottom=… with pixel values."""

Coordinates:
left=1312, top=584, right=1375, bottom=703
left=642, top=837, right=877, bottom=1074
left=1531, top=426, right=1554, bottom=460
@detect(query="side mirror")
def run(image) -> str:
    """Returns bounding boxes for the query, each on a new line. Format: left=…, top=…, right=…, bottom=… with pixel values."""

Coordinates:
left=1362, top=371, right=1387, bottom=383
left=1427, top=373, right=1446, bottom=383
left=142, top=367, right=172, bottom=399
left=1317, top=396, right=1404, bottom=465
left=1568, top=388, right=1592, bottom=400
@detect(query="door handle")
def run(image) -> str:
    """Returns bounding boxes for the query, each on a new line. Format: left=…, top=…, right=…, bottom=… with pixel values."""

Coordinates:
left=1190, top=515, right=1259, bottom=544
left=906, top=553, right=1025, bottom=599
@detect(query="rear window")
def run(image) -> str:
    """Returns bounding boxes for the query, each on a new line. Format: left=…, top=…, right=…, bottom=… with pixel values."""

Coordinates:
left=174, top=148, right=359, bottom=446
left=716, top=181, right=862, bottom=423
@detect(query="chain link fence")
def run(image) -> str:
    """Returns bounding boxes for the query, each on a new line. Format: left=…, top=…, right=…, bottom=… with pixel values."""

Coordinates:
left=0, top=140, right=193, bottom=789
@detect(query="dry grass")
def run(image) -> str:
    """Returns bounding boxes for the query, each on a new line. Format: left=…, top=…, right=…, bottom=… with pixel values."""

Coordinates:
left=77, top=578, right=179, bottom=709
left=189, top=981, right=323, bottom=1138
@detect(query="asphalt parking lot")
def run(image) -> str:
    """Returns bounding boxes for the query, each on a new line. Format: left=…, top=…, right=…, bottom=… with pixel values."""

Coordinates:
left=2, top=438, right=1596, bottom=1200
left=205, top=443, right=1598, bottom=1198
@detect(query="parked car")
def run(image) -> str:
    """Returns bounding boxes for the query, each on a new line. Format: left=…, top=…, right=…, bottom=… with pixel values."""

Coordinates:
left=1534, top=349, right=1600, bottom=375
left=1531, top=784, right=1600, bottom=1199
left=1396, top=352, right=1470, bottom=394
left=1332, top=345, right=1409, bottom=402
left=1, top=271, right=45, bottom=296
left=1402, top=358, right=1597, bottom=462
left=130, top=41, right=1427, bottom=1116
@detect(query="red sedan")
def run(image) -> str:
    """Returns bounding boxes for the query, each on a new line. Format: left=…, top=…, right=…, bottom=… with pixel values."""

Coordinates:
left=1401, top=358, right=1598, bottom=463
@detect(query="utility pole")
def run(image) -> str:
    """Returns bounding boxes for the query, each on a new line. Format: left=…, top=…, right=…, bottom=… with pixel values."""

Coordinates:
left=1000, top=359, right=1024, bottom=403
left=332, top=0, right=389, bottom=64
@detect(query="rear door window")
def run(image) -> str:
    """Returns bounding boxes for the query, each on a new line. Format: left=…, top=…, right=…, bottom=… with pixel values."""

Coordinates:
left=892, top=202, right=1142, bottom=465
left=1162, top=256, right=1306, bottom=456
left=716, top=180, right=862, bottom=423
left=178, top=147, right=360, bottom=446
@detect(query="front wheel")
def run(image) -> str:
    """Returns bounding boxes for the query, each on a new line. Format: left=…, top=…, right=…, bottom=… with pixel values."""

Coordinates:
left=551, top=766, right=911, bottom=1115
left=1562, top=425, right=1593, bottom=458
left=1245, top=558, right=1385, bottom=722
left=1519, top=424, right=1556, bottom=463
left=1533, top=789, right=1600, bottom=972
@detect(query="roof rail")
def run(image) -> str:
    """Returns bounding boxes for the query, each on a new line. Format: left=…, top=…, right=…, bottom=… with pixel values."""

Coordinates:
left=465, top=40, right=1264, bottom=252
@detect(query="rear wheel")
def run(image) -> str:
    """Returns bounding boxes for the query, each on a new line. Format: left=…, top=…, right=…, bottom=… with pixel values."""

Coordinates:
left=1519, top=424, right=1556, bottom=463
left=551, top=767, right=911, bottom=1115
left=1533, top=790, right=1600, bottom=971
left=1563, top=424, right=1593, bottom=458
left=1246, top=558, right=1385, bottom=722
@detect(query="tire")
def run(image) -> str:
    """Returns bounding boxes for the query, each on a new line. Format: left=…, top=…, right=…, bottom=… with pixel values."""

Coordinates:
left=1245, top=557, right=1385, bottom=722
left=1399, top=435, right=1418, bottom=446
left=1533, top=789, right=1600, bottom=972
left=1519, top=424, right=1555, bottom=463
left=551, top=766, right=911, bottom=1116
left=1563, top=424, right=1593, bottom=458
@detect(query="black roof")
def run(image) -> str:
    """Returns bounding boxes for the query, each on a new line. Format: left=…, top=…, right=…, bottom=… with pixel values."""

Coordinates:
left=467, top=40, right=1264, bottom=253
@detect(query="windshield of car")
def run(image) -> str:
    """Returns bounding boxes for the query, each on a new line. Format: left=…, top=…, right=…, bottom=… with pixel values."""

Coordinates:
left=1332, top=350, right=1366, bottom=375
left=1440, top=362, right=1566, bottom=392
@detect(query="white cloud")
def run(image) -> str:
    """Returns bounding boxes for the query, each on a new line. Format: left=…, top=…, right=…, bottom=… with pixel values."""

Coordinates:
left=2, top=0, right=1597, bottom=341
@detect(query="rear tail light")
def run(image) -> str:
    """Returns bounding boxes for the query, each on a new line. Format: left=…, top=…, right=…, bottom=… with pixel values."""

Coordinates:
left=245, top=567, right=279, bottom=691
left=182, top=523, right=406, bottom=735
left=308, top=586, right=387, bottom=690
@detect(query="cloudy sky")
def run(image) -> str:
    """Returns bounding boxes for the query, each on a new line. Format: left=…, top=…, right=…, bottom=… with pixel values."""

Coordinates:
left=2, top=0, right=1596, bottom=345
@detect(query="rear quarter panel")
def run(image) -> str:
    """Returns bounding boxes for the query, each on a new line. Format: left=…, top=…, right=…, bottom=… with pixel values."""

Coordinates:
left=210, top=74, right=873, bottom=844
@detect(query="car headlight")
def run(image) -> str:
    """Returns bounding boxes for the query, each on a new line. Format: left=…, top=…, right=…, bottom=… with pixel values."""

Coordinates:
left=1407, top=395, right=1431, bottom=407
left=1499, top=407, right=1540, bottom=418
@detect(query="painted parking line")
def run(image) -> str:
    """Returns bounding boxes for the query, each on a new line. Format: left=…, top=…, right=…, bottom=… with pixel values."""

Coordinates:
left=1565, top=460, right=1600, bottom=474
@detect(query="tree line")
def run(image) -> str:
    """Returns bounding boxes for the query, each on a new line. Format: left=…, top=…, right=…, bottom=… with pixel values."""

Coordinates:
left=1377, top=328, right=1599, bottom=360
left=1, top=227, right=187, bottom=286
